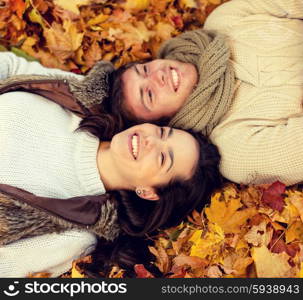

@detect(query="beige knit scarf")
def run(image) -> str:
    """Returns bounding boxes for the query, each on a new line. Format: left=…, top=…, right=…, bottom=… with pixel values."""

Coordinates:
left=157, top=29, right=235, bottom=136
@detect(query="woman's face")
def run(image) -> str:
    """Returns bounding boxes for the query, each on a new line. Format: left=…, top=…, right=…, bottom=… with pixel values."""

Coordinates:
left=122, top=59, right=198, bottom=121
left=109, top=123, right=199, bottom=198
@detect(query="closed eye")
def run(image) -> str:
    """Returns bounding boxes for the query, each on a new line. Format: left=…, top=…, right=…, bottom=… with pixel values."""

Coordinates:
left=160, top=127, right=164, bottom=138
left=161, top=152, right=165, bottom=166
left=148, top=90, right=153, bottom=103
left=143, top=65, right=148, bottom=75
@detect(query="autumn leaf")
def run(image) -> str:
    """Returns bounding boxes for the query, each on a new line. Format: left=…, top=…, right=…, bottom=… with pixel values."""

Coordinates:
left=53, top=0, right=89, bottom=15
left=44, top=20, right=84, bottom=61
left=173, top=254, right=208, bottom=270
left=134, top=264, right=155, bottom=278
left=286, top=190, right=303, bottom=223
left=205, top=190, right=257, bottom=233
left=261, top=181, right=286, bottom=212
left=244, top=221, right=273, bottom=247
left=148, top=243, right=170, bottom=273
left=9, top=0, right=26, bottom=18
left=113, top=22, right=155, bottom=50
left=124, top=0, right=150, bottom=11
left=189, top=223, right=225, bottom=260
left=286, top=221, right=303, bottom=244
left=252, top=246, right=296, bottom=277
left=108, top=266, right=125, bottom=278
left=71, top=255, right=92, bottom=278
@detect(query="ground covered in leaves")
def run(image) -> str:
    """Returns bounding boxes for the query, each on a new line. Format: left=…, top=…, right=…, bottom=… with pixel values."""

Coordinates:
left=1, top=0, right=303, bottom=278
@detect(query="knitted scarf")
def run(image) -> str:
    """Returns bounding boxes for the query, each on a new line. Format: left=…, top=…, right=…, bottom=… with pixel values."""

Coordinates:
left=157, top=29, right=235, bottom=136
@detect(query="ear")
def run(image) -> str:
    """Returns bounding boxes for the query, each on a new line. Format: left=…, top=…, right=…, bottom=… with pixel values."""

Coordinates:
left=135, top=186, right=159, bottom=201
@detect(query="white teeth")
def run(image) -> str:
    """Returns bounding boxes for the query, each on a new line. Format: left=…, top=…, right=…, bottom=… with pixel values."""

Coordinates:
left=131, top=135, right=138, bottom=159
left=171, top=68, right=179, bottom=91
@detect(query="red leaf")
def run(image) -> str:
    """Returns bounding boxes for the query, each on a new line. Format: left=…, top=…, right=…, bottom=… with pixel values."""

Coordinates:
left=261, top=181, right=286, bottom=212
left=171, top=16, right=183, bottom=29
left=9, top=0, right=26, bottom=18
left=269, top=232, right=300, bottom=258
left=134, top=264, right=155, bottom=278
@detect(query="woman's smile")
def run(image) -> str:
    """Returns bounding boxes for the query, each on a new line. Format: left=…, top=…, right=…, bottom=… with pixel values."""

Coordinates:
left=129, top=133, right=140, bottom=160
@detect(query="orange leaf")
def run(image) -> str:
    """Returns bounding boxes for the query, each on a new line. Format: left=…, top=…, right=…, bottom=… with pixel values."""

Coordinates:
left=9, top=0, right=26, bottom=18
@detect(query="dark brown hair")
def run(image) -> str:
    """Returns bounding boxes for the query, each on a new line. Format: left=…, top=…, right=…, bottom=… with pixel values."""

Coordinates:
left=77, top=62, right=223, bottom=276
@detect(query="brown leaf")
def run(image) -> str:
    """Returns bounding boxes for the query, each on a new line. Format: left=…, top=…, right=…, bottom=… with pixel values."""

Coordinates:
left=173, top=254, right=208, bottom=270
left=44, top=20, right=84, bottom=61
left=83, top=40, right=102, bottom=68
left=148, top=244, right=170, bottom=273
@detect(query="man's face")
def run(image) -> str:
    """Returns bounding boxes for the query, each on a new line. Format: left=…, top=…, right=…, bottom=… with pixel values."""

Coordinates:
left=122, top=59, right=198, bottom=121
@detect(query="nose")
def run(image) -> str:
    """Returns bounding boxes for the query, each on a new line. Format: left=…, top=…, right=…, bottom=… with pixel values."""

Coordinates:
left=149, top=69, right=166, bottom=87
left=143, top=135, right=160, bottom=153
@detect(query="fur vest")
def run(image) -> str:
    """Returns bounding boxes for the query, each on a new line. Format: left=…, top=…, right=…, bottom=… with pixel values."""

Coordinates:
left=0, top=61, right=121, bottom=245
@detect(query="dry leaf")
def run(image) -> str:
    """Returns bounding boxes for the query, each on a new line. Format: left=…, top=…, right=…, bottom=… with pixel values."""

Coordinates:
left=189, top=223, right=224, bottom=259
left=287, top=190, right=303, bottom=222
left=148, top=244, right=170, bottom=274
left=54, top=0, right=89, bottom=14
left=286, top=221, right=303, bottom=244
left=124, top=0, right=150, bottom=11
left=205, top=191, right=257, bottom=233
left=252, top=246, right=295, bottom=277
left=134, top=264, right=155, bottom=278
left=44, top=20, right=84, bottom=61
left=244, top=221, right=273, bottom=247
left=261, top=181, right=286, bottom=212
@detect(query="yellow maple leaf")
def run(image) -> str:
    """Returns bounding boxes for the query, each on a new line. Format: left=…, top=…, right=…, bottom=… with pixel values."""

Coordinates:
left=286, top=190, right=303, bottom=223
left=189, top=223, right=224, bottom=260
left=205, top=191, right=257, bottom=233
left=53, top=0, right=90, bottom=15
left=252, top=246, right=295, bottom=277
left=285, top=221, right=303, bottom=244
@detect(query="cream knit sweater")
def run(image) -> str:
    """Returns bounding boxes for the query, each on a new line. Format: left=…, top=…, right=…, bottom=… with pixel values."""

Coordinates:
left=203, top=0, right=303, bottom=185
left=0, top=53, right=105, bottom=277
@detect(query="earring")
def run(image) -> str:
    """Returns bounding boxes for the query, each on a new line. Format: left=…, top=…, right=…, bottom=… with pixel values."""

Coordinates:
left=136, top=189, right=141, bottom=195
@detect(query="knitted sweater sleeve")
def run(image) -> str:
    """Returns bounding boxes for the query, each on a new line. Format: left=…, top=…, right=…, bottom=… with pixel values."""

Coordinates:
left=0, top=51, right=83, bottom=79
left=0, top=230, right=97, bottom=277
left=212, top=114, right=303, bottom=186
left=204, top=0, right=303, bottom=31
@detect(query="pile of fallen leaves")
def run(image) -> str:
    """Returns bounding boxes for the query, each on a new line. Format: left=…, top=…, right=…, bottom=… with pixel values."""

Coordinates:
left=4, top=0, right=302, bottom=279
left=59, top=182, right=303, bottom=278
left=0, top=0, right=226, bottom=73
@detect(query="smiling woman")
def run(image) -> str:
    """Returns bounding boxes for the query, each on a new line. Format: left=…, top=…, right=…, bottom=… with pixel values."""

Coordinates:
left=0, top=52, right=222, bottom=277
left=98, top=124, right=199, bottom=198
left=121, top=59, right=198, bottom=121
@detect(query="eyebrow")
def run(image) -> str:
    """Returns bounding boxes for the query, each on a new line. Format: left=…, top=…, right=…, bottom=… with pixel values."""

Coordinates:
left=166, top=128, right=174, bottom=173
left=134, top=66, right=151, bottom=112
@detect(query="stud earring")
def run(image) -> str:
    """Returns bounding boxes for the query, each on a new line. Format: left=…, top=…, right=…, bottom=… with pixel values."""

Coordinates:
left=136, top=189, right=141, bottom=195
